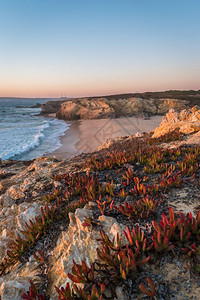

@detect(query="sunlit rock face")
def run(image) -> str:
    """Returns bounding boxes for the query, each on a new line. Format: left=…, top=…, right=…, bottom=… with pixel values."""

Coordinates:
left=55, top=97, right=188, bottom=120
left=56, top=98, right=116, bottom=120
left=0, top=204, right=126, bottom=300
left=0, top=156, right=71, bottom=265
left=48, top=206, right=126, bottom=299
left=153, top=106, right=200, bottom=137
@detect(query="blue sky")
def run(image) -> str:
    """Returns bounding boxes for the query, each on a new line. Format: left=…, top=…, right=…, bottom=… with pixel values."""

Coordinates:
left=0, top=0, right=199, bottom=97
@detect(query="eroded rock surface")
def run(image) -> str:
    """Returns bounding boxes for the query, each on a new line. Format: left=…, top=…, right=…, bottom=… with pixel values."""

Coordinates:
left=56, top=98, right=115, bottom=120
left=153, top=106, right=200, bottom=137
left=56, top=98, right=188, bottom=120
left=0, top=156, right=76, bottom=263
left=48, top=206, right=126, bottom=299
left=40, top=100, right=67, bottom=114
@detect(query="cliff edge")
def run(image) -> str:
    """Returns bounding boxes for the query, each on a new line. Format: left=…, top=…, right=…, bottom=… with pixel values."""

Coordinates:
left=153, top=105, right=200, bottom=137
left=40, top=100, right=67, bottom=114
left=55, top=97, right=189, bottom=120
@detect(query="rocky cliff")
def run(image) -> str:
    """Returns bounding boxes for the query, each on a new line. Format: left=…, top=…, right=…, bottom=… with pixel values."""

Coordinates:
left=40, top=100, right=67, bottom=114
left=55, top=97, right=189, bottom=120
left=40, top=89, right=200, bottom=119
left=153, top=105, right=200, bottom=137
left=56, top=98, right=115, bottom=120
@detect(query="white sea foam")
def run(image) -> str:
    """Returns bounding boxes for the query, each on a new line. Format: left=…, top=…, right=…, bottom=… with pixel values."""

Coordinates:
left=0, top=99, right=70, bottom=161
left=2, top=132, right=45, bottom=160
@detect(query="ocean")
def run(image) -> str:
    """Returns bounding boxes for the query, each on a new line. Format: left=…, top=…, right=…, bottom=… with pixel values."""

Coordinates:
left=0, top=98, right=69, bottom=161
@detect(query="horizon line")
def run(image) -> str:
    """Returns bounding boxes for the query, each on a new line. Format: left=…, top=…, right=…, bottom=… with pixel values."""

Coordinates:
left=0, top=88, right=200, bottom=100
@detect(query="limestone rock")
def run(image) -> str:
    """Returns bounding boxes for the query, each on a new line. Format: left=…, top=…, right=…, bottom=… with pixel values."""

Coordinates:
left=156, top=99, right=189, bottom=114
left=48, top=207, right=126, bottom=299
left=40, top=100, right=67, bottom=114
left=0, top=156, right=77, bottom=264
left=0, top=259, right=42, bottom=300
left=0, top=181, right=4, bottom=193
left=0, top=201, right=42, bottom=261
left=0, top=169, right=8, bottom=179
left=0, top=194, right=13, bottom=208
left=98, top=137, right=117, bottom=150
left=56, top=97, right=188, bottom=121
left=6, top=185, right=25, bottom=200
left=153, top=106, right=200, bottom=138
left=56, top=98, right=115, bottom=120
left=98, top=131, right=145, bottom=151
left=0, top=280, right=30, bottom=300
left=16, top=202, right=41, bottom=234
left=115, top=286, right=129, bottom=300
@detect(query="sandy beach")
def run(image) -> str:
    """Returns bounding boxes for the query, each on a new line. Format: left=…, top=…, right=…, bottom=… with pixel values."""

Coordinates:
left=47, top=115, right=163, bottom=159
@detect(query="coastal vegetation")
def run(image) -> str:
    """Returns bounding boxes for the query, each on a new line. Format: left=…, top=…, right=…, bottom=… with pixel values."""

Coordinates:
left=1, top=119, right=200, bottom=298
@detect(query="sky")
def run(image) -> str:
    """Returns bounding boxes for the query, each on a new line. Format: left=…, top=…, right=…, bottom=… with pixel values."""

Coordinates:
left=0, top=0, right=200, bottom=98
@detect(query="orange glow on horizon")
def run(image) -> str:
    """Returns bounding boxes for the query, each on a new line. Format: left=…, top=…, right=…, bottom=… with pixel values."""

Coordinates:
left=1, top=67, right=199, bottom=98
left=1, top=83, right=200, bottom=99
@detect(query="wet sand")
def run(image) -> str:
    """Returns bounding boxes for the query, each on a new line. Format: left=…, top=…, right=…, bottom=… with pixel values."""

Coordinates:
left=47, top=116, right=163, bottom=160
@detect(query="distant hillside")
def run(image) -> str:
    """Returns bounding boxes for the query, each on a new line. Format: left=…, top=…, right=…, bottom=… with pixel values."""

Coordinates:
left=89, top=90, right=200, bottom=106
left=40, top=90, right=200, bottom=120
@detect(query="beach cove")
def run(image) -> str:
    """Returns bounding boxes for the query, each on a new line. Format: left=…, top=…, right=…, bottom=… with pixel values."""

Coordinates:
left=46, top=115, right=163, bottom=159
left=1, top=106, right=200, bottom=299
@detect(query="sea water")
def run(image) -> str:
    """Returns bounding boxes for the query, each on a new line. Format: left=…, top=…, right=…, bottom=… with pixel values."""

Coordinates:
left=0, top=98, right=69, bottom=161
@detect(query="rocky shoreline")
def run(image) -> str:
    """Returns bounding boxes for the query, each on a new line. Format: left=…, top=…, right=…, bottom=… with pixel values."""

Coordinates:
left=0, top=107, right=200, bottom=299
left=42, top=97, right=189, bottom=121
left=40, top=90, right=200, bottom=121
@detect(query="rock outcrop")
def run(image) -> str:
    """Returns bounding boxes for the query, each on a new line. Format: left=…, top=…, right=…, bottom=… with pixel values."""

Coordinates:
left=0, top=156, right=77, bottom=264
left=40, top=89, right=200, bottom=119
left=30, top=103, right=42, bottom=108
left=56, top=98, right=115, bottom=120
left=40, top=100, right=67, bottom=114
left=0, top=203, right=126, bottom=300
left=48, top=206, right=127, bottom=299
left=153, top=106, right=200, bottom=137
left=56, top=98, right=189, bottom=120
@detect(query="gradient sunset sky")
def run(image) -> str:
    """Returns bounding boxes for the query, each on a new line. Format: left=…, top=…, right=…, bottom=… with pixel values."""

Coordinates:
left=0, top=0, right=200, bottom=98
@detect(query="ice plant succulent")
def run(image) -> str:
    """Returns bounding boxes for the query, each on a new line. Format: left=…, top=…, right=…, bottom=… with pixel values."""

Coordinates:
left=123, top=226, right=153, bottom=252
left=139, top=277, right=156, bottom=298
left=33, top=250, right=45, bottom=264
left=152, top=230, right=174, bottom=253
left=114, top=196, right=158, bottom=220
left=97, top=230, right=150, bottom=281
left=21, top=280, right=45, bottom=300
left=118, top=188, right=128, bottom=199
left=68, top=261, right=95, bottom=284
left=181, top=243, right=200, bottom=258
left=55, top=282, right=106, bottom=300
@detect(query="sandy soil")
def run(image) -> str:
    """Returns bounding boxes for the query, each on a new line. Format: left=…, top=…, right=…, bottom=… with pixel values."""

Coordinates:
left=47, top=116, right=163, bottom=159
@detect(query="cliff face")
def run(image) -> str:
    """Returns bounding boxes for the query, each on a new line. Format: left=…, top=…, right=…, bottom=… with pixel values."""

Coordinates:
left=56, top=98, right=115, bottom=120
left=55, top=97, right=189, bottom=120
left=40, top=89, right=200, bottom=119
left=153, top=105, right=200, bottom=137
left=40, top=100, right=67, bottom=114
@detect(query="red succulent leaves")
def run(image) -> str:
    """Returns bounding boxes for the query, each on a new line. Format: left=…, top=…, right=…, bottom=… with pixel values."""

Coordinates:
left=55, top=282, right=105, bottom=300
left=139, top=277, right=156, bottom=298
left=68, top=261, right=95, bottom=284
left=22, top=280, right=45, bottom=300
